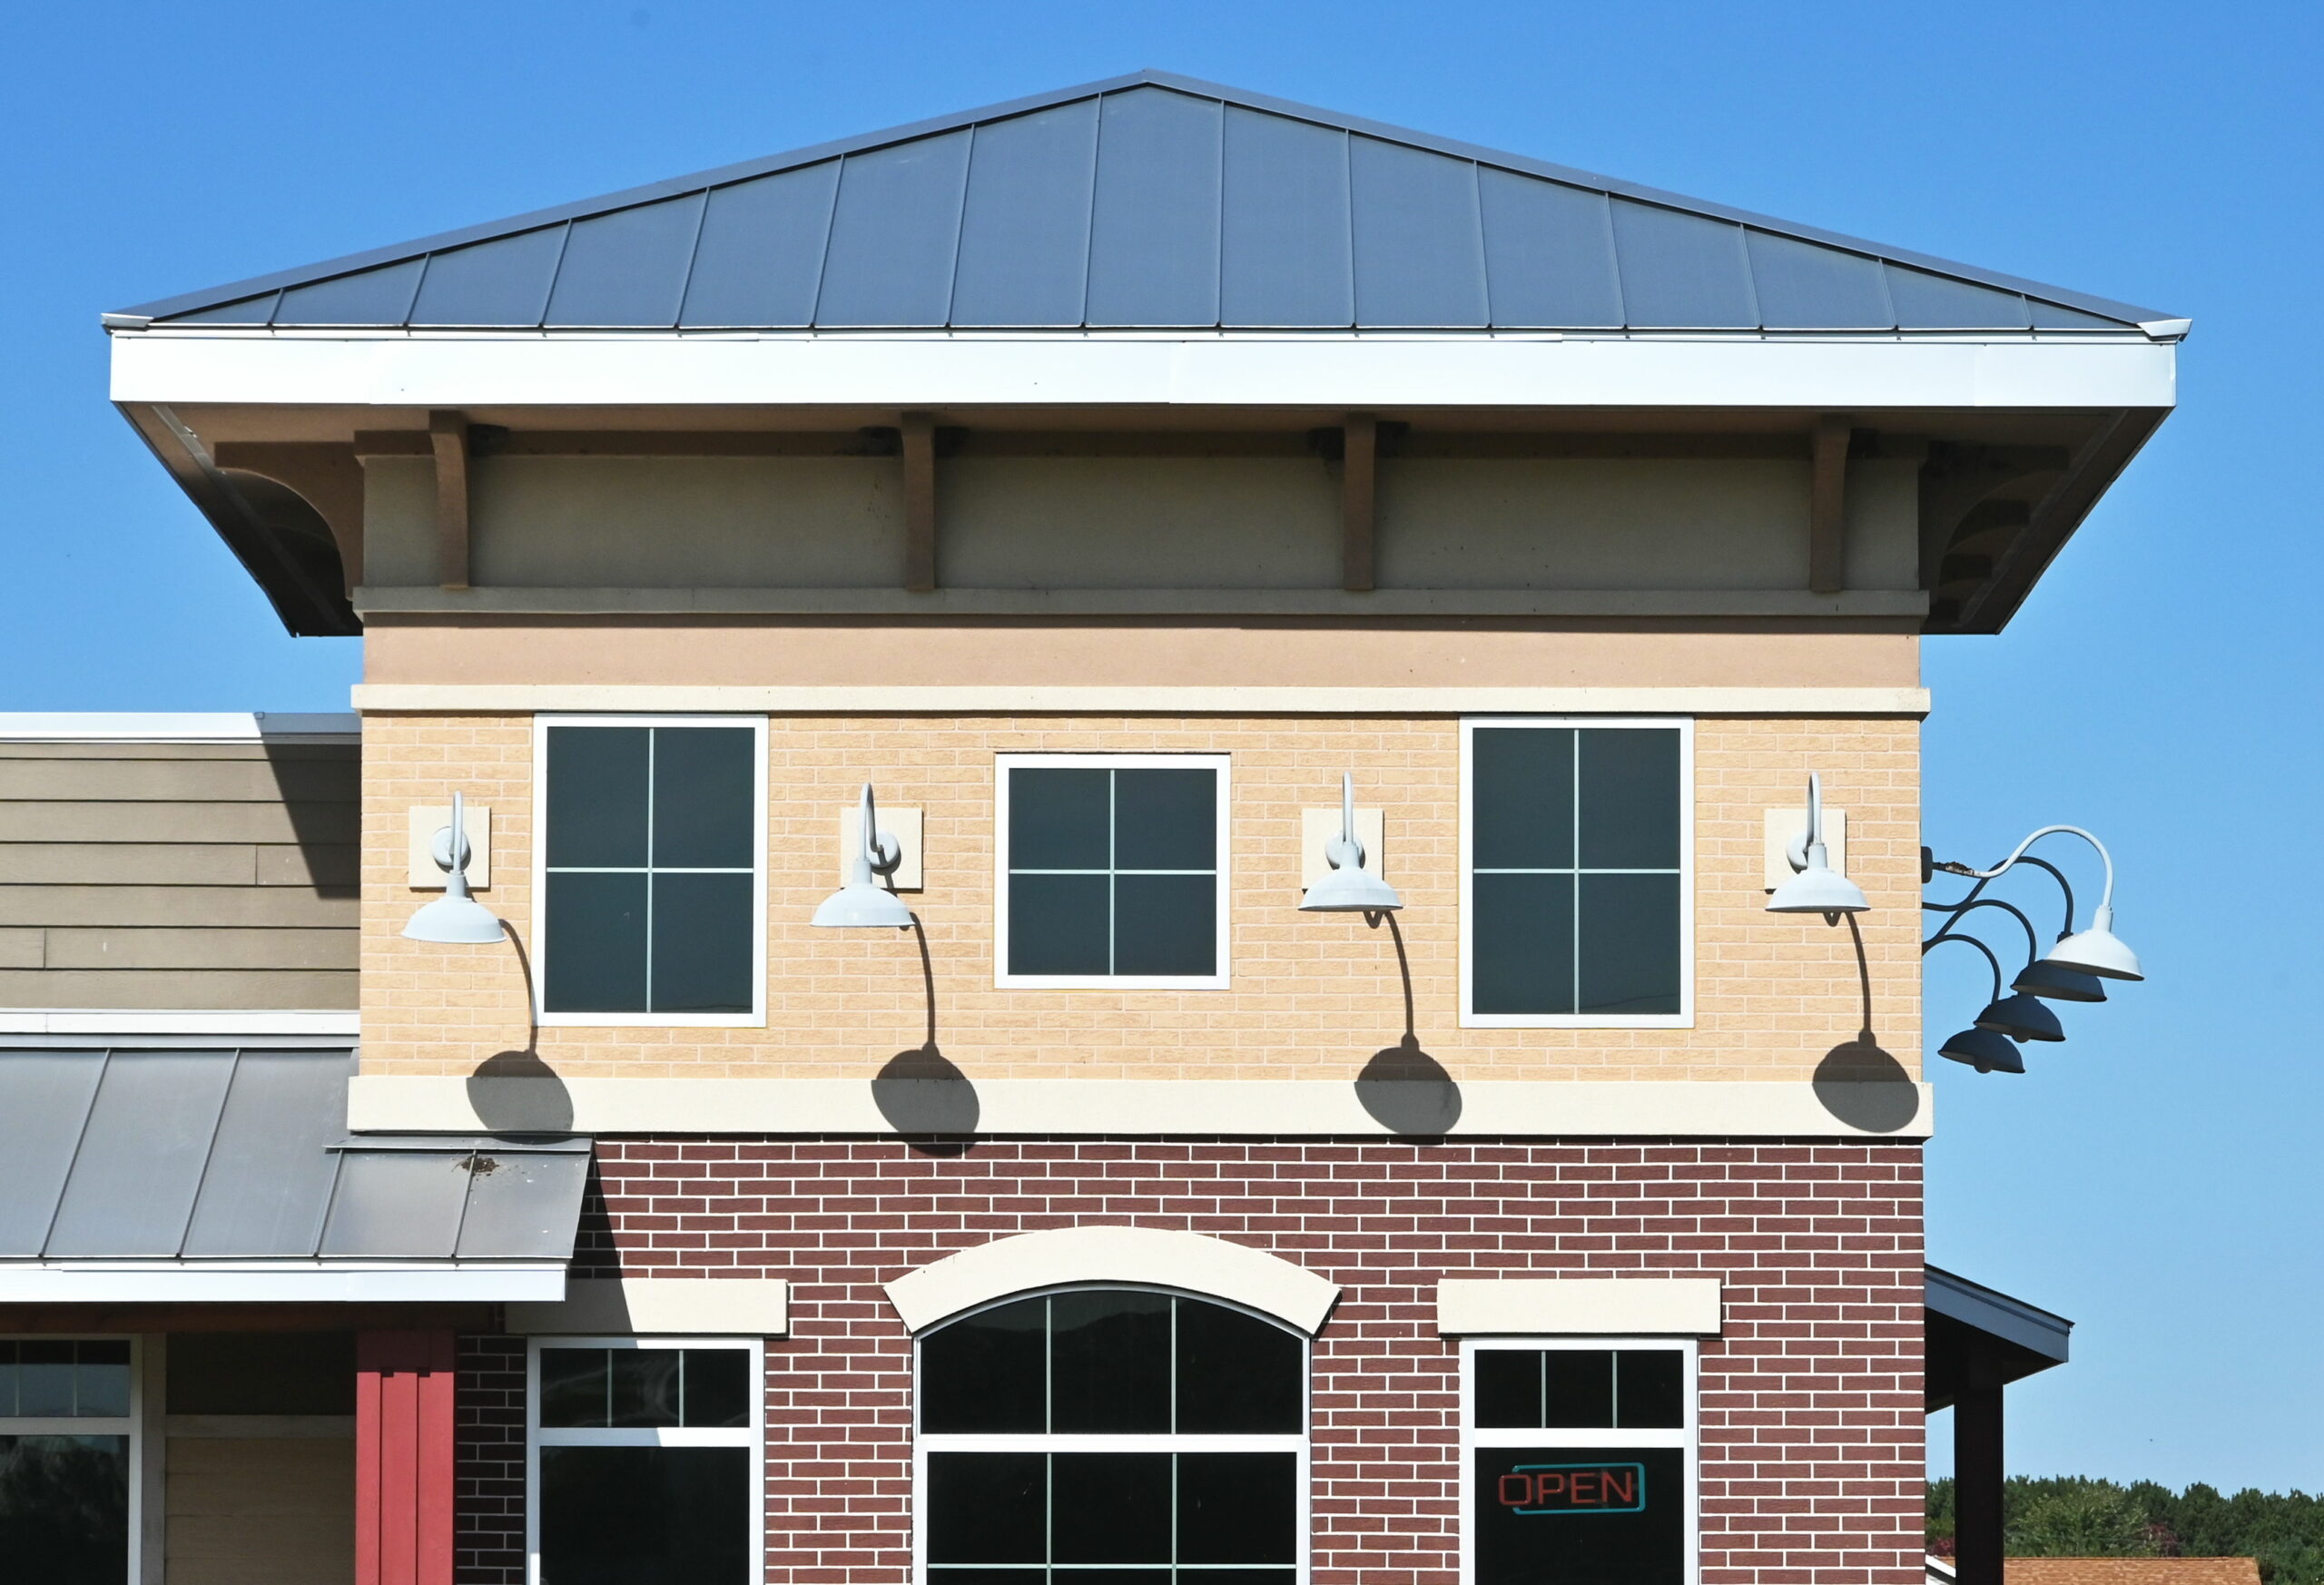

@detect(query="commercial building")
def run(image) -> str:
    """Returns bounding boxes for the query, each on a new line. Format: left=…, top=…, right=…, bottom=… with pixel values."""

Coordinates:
left=8, top=70, right=2174, bottom=1585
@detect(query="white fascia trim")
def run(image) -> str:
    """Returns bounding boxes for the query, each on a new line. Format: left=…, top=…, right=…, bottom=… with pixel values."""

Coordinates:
left=112, top=332, right=2176, bottom=410
left=0, top=1010, right=359, bottom=1037
left=349, top=1076, right=1932, bottom=1139
left=0, top=712, right=359, bottom=742
left=885, top=1225, right=1340, bottom=1334
left=507, top=1276, right=789, bottom=1335
left=0, top=1262, right=566, bottom=1303
left=352, top=684, right=1931, bottom=719
left=1436, top=1277, right=1724, bottom=1336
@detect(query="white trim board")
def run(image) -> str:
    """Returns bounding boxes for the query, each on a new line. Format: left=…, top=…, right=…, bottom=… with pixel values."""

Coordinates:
left=0, top=1261, right=567, bottom=1303
left=111, top=332, right=2178, bottom=410
left=0, top=1010, right=359, bottom=1037
left=353, top=684, right=1932, bottom=718
left=0, top=712, right=359, bottom=741
left=885, top=1226, right=1341, bottom=1334
left=1436, top=1277, right=1723, bottom=1335
left=508, top=1277, right=790, bottom=1335
left=349, top=1076, right=1933, bottom=1138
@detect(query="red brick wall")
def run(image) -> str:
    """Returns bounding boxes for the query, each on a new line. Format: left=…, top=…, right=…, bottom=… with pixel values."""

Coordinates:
left=473, top=1137, right=1924, bottom=1585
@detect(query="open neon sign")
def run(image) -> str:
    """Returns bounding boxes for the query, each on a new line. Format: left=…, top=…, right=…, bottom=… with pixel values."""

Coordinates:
left=1495, top=1462, right=1647, bottom=1515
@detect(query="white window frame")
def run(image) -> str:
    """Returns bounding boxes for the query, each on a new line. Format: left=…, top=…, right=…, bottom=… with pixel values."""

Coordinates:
left=0, top=1333, right=146, bottom=1585
left=993, top=754, right=1234, bottom=990
left=1460, top=1336, right=1699, bottom=1585
left=524, top=1334, right=765, bottom=1585
left=912, top=1284, right=1310, bottom=1585
left=531, top=714, right=768, bottom=1028
left=1458, top=716, right=1695, bottom=1029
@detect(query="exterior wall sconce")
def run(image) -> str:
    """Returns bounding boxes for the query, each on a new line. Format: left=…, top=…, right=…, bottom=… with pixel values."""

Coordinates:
left=1925, top=824, right=2144, bottom=1075
left=1766, top=773, right=1869, bottom=916
left=402, top=790, right=506, bottom=943
left=1299, top=773, right=1401, bottom=913
left=812, top=784, right=915, bottom=929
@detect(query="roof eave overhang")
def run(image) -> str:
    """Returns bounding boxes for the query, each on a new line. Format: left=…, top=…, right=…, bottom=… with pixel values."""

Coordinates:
left=0, top=1260, right=569, bottom=1304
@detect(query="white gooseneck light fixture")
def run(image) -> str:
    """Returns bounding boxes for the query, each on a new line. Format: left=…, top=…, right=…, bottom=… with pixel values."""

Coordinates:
left=812, top=783, right=916, bottom=930
left=1766, top=773, right=1869, bottom=917
left=402, top=790, right=506, bottom=944
left=1950, top=825, right=2142, bottom=982
left=1299, top=773, right=1402, bottom=914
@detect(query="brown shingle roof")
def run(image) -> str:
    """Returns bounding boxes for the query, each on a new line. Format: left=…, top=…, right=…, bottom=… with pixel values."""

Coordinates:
left=2009, top=1560, right=2263, bottom=1585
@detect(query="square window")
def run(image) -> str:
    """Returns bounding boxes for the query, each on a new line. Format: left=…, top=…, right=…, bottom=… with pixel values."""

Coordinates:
left=1467, top=1342, right=1694, bottom=1585
left=996, top=757, right=1230, bottom=987
left=536, top=718, right=765, bottom=1025
left=1462, top=720, right=1690, bottom=1027
left=531, top=1339, right=761, bottom=1585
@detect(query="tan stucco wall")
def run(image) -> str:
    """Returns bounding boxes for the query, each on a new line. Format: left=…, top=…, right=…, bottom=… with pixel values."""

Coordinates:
left=360, top=712, right=1920, bottom=1083
left=362, top=619, right=1920, bottom=691
left=359, top=452, right=1920, bottom=595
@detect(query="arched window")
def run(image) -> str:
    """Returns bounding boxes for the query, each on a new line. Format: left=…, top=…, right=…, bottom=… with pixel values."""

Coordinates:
left=917, top=1287, right=1306, bottom=1585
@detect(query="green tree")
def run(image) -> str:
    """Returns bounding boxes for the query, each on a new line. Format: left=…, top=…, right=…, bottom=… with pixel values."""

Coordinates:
left=2006, top=1481, right=2155, bottom=1557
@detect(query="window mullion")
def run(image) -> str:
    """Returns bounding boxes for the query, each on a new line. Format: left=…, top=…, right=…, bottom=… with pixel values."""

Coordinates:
left=643, top=727, right=657, bottom=1013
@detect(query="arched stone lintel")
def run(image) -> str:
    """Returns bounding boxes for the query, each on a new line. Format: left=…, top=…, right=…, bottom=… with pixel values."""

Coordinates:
left=884, top=1225, right=1341, bottom=1335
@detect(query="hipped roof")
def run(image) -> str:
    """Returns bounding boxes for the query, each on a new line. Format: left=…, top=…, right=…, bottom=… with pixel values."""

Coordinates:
left=119, top=71, right=2174, bottom=336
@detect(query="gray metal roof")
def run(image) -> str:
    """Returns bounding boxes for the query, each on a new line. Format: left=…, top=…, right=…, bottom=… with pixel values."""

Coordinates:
left=0, top=1042, right=587, bottom=1262
left=119, top=72, right=2171, bottom=334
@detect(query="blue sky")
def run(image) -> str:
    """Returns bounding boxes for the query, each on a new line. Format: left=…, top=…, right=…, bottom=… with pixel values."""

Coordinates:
left=3, top=0, right=2317, bottom=1491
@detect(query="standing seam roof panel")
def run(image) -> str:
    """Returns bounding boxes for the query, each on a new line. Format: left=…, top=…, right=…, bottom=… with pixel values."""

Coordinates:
left=1084, top=87, right=1224, bottom=328
left=0, top=1050, right=106, bottom=1256
left=1609, top=200, right=1760, bottom=328
left=814, top=130, right=974, bottom=327
left=1221, top=106, right=1354, bottom=328
left=179, top=1048, right=352, bottom=1257
left=544, top=193, right=707, bottom=328
left=409, top=225, right=568, bottom=328
left=44, top=1048, right=240, bottom=1258
left=1744, top=228, right=1896, bottom=330
left=275, top=259, right=427, bottom=326
left=1883, top=264, right=2033, bottom=330
left=1348, top=135, right=1489, bottom=329
left=949, top=101, right=1101, bottom=327
left=679, top=162, right=842, bottom=328
left=1477, top=172, right=1625, bottom=329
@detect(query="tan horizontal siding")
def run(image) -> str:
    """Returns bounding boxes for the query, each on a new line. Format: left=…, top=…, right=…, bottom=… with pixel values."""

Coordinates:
left=0, top=756, right=356, bottom=802
left=0, top=885, right=354, bottom=928
left=0, top=968, right=357, bottom=1009
left=0, top=742, right=359, bottom=1011
left=44, top=927, right=356, bottom=971
left=0, top=801, right=359, bottom=844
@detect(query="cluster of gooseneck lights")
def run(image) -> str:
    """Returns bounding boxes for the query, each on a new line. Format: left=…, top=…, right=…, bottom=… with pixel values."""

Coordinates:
left=409, top=773, right=2139, bottom=1077
left=402, top=771, right=1404, bottom=949
left=1759, top=775, right=2144, bottom=1075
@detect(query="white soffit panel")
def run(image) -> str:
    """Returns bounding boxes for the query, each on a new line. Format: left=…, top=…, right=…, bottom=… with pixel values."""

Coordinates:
left=884, top=1226, right=1342, bottom=1334
left=0, top=1262, right=566, bottom=1303
left=111, top=334, right=2177, bottom=412
left=1436, top=1277, right=1724, bottom=1336
left=507, top=1276, right=790, bottom=1335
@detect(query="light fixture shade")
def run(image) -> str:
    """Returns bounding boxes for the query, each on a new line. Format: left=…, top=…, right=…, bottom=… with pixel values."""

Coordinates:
left=402, top=889, right=505, bottom=944
left=1974, top=992, right=2066, bottom=1043
left=1301, top=864, right=1402, bottom=912
left=2041, top=914, right=2142, bottom=981
left=1766, top=844, right=1869, bottom=915
left=1938, top=1026, right=2025, bottom=1074
left=812, top=878, right=915, bottom=930
left=2012, top=960, right=2107, bottom=1003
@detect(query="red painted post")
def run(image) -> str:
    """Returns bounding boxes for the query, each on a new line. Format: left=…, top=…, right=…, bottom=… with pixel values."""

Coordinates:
left=357, top=1331, right=458, bottom=1585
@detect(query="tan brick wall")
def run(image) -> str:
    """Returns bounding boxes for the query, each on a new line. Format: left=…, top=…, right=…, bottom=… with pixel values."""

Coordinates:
left=360, top=714, right=1919, bottom=1081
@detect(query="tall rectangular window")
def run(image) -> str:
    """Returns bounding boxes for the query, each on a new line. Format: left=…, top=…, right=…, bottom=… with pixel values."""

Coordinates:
left=536, top=717, right=765, bottom=1022
left=1464, top=1340, right=1696, bottom=1585
left=1462, top=719, right=1689, bottom=1027
left=528, top=1336, right=762, bottom=1585
left=995, top=755, right=1231, bottom=988
left=0, top=1337, right=138, bottom=1585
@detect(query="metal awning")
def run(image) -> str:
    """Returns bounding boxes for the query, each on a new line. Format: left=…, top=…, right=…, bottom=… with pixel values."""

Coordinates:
left=1925, top=1264, right=2072, bottom=1410
left=0, top=1041, right=587, bottom=1301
